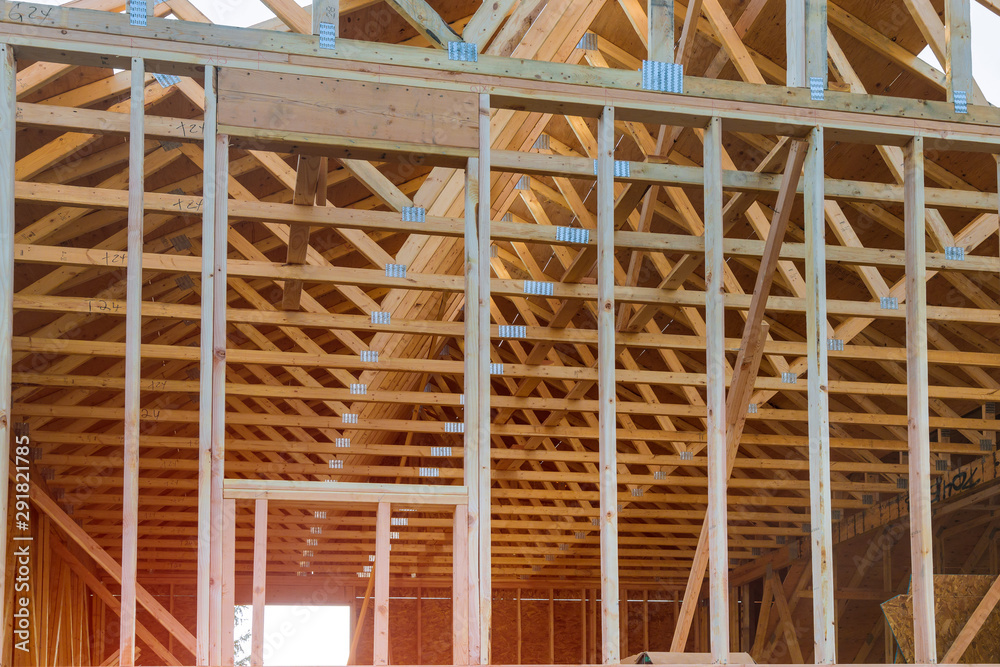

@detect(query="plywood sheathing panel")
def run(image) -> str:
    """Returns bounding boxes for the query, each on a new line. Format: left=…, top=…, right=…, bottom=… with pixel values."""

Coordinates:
left=217, top=68, right=479, bottom=152
left=882, top=573, right=1000, bottom=663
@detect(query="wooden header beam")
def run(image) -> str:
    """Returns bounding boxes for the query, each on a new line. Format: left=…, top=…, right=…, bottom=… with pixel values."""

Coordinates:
left=223, top=480, right=469, bottom=507
left=3, top=5, right=1000, bottom=149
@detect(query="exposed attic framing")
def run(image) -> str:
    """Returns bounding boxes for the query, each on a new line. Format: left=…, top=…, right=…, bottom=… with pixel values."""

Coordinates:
left=0, top=0, right=999, bottom=665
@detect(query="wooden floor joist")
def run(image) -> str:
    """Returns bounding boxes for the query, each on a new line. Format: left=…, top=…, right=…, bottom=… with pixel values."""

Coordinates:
left=2, top=0, right=1000, bottom=665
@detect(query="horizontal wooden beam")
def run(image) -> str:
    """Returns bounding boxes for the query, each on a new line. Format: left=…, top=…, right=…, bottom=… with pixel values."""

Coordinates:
left=6, top=3, right=1000, bottom=150
left=223, top=480, right=468, bottom=506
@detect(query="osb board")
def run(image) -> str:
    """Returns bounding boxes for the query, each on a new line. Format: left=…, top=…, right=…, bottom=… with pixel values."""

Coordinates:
left=218, top=69, right=479, bottom=149
left=419, top=592, right=453, bottom=664
left=882, top=574, right=1000, bottom=663
left=520, top=594, right=551, bottom=663
left=554, top=597, right=585, bottom=663
left=626, top=591, right=646, bottom=653
left=492, top=594, right=518, bottom=664
left=646, top=599, right=675, bottom=651
left=352, top=587, right=452, bottom=665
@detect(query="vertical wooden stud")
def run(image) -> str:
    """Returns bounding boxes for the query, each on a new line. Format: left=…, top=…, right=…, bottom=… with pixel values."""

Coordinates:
left=786, top=0, right=806, bottom=87
left=648, top=0, right=674, bottom=63
left=222, top=499, right=236, bottom=666
left=463, top=155, right=481, bottom=666
left=805, top=125, right=836, bottom=664
left=251, top=499, right=267, bottom=666
left=311, top=0, right=339, bottom=33
left=476, top=92, right=493, bottom=665
left=945, top=0, right=973, bottom=104
left=597, top=103, right=619, bottom=665
left=119, top=55, right=145, bottom=667
left=453, top=505, right=469, bottom=665
left=374, top=501, right=391, bottom=666
left=704, top=115, right=730, bottom=664
left=197, top=63, right=218, bottom=667
left=729, top=588, right=739, bottom=652
left=739, top=584, right=750, bottom=652
left=549, top=588, right=555, bottom=663
left=620, top=587, right=628, bottom=659
left=643, top=590, right=649, bottom=652
left=0, top=43, right=15, bottom=660
left=209, top=127, right=230, bottom=667
left=516, top=588, right=522, bottom=665
left=905, top=135, right=937, bottom=663
left=805, top=0, right=828, bottom=89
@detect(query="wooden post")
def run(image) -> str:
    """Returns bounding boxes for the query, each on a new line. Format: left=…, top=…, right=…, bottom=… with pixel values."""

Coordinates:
left=453, top=505, right=469, bottom=665
left=119, top=55, right=145, bottom=667
left=251, top=499, right=267, bottom=666
left=222, top=499, right=236, bottom=666
left=464, top=155, right=481, bottom=666
left=0, top=44, right=13, bottom=657
left=210, top=129, right=230, bottom=667
left=516, top=588, right=522, bottom=664
left=785, top=0, right=806, bottom=86
left=704, top=115, right=730, bottom=663
left=591, top=589, right=599, bottom=663
left=549, top=588, right=555, bottom=663
left=906, top=135, right=937, bottom=663
left=597, top=103, right=620, bottom=665
left=739, top=584, right=750, bottom=651
left=311, top=0, right=339, bottom=33
left=729, top=588, right=738, bottom=652
left=648, top=0, right=674, bottom=63
left=417, top=587, right=423, bottom=665
left=805, top=0, right=828, bottom=90
left=621, top=587, right=628, bottom=658
left=581, top=592, right=587, bottom=663
left=374, top=501, right=391, bottom=666
left=197, top=64, right=218, bottom=667
left=476, top=92, right=492, bottom=665
left=805, top=125, right=836, bottom=664
left=643, top=590, right=649, bottom=652
left=945, top=0, right=973, bottom=104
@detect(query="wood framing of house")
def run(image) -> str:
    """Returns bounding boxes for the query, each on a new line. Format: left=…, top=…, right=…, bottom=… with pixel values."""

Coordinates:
left=1, top=0, right=999, bottom=665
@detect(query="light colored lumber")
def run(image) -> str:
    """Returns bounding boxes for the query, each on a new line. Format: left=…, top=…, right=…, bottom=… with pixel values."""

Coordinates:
left=118, top=55, right=144, bottom=667
left=196, top=64, right=217, bottom=667
left=476, top=92, right=492, bottom=665
left=374, top=500, right=391, bottom=665
left=209, top=129, right=230, bottom=667
left=945, top=0, right=973, bottom=103
left=805, top=125, right=835, bottom=664
left=805, top=0, right=828, bottom=89
left=597, top=103, right=619, bottom=665
left=383, top=0, right=460, bottom=48
left=0, top=43, right=14, bottom=646
left=463, top=156, right=482, bottom=665
left=648, top=0, right=674, bottom=63
left=906, top=135, right=937, bottom=664
left=312, top=0, right=338, bottom=33
left=703, top=115, right=729, bottom=663
left=453, top=504, right=469, bottom=665
left=222, top=498, right=236, bottom=666
left=251, top=499, right=267, bottom=666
